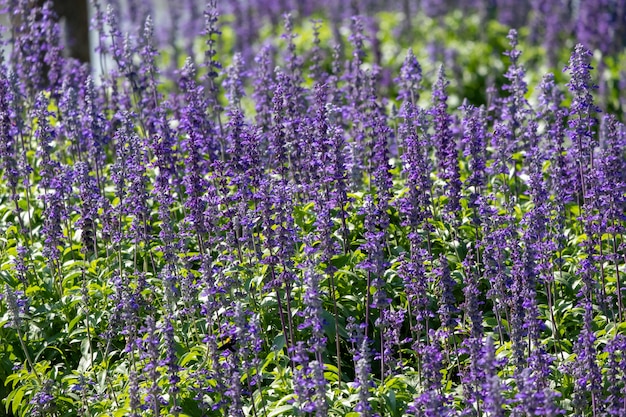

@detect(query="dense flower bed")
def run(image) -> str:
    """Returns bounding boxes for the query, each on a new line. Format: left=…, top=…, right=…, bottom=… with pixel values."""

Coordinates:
left=1, top=1, right=626, bottom=416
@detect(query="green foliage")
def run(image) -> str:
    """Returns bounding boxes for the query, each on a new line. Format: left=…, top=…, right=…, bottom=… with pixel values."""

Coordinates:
left=1, top=5, right=625, bottom=417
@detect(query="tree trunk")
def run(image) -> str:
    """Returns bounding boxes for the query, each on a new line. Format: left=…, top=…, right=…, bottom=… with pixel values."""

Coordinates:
left=40, top=0, right=90, bottom=63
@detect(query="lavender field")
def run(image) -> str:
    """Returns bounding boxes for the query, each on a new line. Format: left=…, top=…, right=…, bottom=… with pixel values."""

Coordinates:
left=1, top=1, right=626, bottom=416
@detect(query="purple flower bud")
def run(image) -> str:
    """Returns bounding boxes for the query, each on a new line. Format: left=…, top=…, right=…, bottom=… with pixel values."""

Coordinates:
left=431, top=65, right=461, bottom=221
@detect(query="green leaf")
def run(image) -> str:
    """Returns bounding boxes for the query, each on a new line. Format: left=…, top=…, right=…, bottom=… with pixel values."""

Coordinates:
left=324, top=364, right=340, bottom=382
left=180, top=348, right=203, bottom=367
left=267, top=404, right=295, bottom=417
left=10, top=386, right=25, bottom=415
left=385, top=389, right=397, bottom=416
left=272, top=334, right=286, bottom=352
left=114, top=408, right=129, bottom=417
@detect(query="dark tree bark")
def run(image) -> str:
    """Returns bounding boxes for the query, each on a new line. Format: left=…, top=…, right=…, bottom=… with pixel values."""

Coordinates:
left=39, top=0, right=90, bottom=64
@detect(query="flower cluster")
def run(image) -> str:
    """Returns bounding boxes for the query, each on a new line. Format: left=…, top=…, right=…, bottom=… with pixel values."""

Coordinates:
left=0, top=1, right=625, bottom=417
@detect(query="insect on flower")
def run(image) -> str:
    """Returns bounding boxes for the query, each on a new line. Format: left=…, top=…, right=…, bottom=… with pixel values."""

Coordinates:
left=218, top=335, right=237, bottom=352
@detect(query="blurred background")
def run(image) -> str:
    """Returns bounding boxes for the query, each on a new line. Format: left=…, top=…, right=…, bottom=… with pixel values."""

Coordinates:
left=2, top=0, right=626, bottom=113
left=2, top=0, right=624, bottom=66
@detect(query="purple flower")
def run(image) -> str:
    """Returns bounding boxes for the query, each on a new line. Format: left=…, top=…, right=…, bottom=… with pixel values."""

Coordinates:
left=370, top=111, right=393, bottom=209
left=396, top=48, right=422, bottom=104
left=141, top=315, right=163, bottom=416
left=281, top=13, right=305, bottom=113
left=499, top=29, right=531, bottom=159
left=407, top=339, right=450, bottom=417
left=397, top=103, right=433, bottom=347
left=105, top=4, right=130, bottom=79
left=106, top=273, right=145, bottom=356
left=496, top=0, right=530, bottom=28
left=74, top=161, right=105, bottom=255
left=128, top=370, right=141, bottom=417
left=480, top=338, right=507, bottom=417
left=398, top=102, right=431, bottom=230
left=379, top=307, right=405, bottom=378
left=299, top=242, right=329, bottom=356
left=570, top=301, right=602, bottom=415
left=252, top=44, right=275, bottom=135
left=292, top=335, right=328, bottom=416
left=112, top=111, right=150, bottom=246
left=430, top=65, right=461, bottom=221
left=224, top=53, right=246, bottom=110
left=435, top=255, right=458, bottom=340
left=80, top=76, right=110, bottom=172
left=4, top=284, right=28, bottom=329
left=604, top=335, right=626, bottom=417
left=564, top=43, right=600, bottom=208
left=10, top=1, right=64, bottom=95
left=136, top=15, right=166, bottom=137
left=202, top=0, right=223, bottom=118
left=0, top=76, right=19, bottom=201
left=30, top=379, right=56, bottom=417
left=308, top=20, right=327, bottom=84
left=126, top=0, right=152, bottom=29
left=359, top=195, right=389, bottom=311
left=596, top=115, right=626, bottom=234
left=178, top=59, right=213, bottom=245
left=538, top=73, right=573, bottom=207
left=33, top=94, right=71, bottom=267
left=461, top=102, right=487, bottom=213
left=354, top=338, right=373, bottom=417
left=162, top=316, right=180, bottom=410
left=530, top=0, right=570, bottom=66
left=576, top=0, right=614, bottom=55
